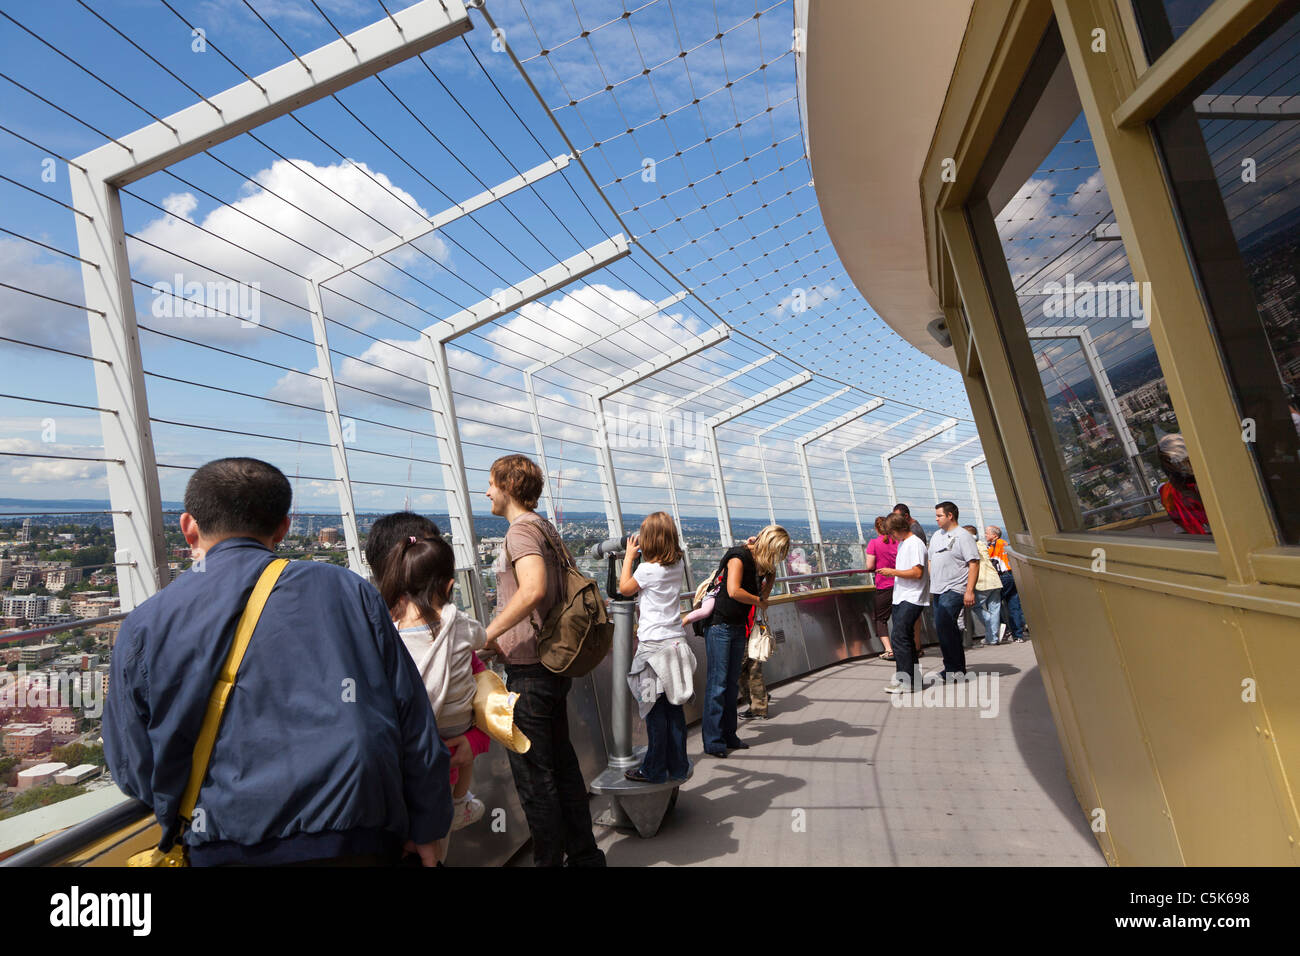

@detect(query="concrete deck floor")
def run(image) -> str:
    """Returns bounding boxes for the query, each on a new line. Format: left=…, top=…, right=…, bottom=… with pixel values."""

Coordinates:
left=590, top=641, right=1106, bottom=866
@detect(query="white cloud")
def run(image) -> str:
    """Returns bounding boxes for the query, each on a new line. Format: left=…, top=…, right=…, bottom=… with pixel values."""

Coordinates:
left=0, top=239, right=92, bottom=352
left=129, top=158, right=449, bottom=345
left=0, top=438, right=108, bottom=486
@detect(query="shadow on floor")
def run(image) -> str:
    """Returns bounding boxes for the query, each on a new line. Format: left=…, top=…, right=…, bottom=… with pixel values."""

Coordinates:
left=1009, top=662, right=1098, bottom=847
left=598, top=763, right=806, bottom=866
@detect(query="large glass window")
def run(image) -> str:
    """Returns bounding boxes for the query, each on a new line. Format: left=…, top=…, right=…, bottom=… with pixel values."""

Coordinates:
left=966, top=23, right=1211, bottom=538
left=1136, top=0, right=1300, bottom=544
left=1146, top=0, right=1216, bottom=46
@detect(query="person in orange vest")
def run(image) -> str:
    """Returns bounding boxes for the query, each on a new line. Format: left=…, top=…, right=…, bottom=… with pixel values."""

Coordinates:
left=985, top=526, right=1027, bottom=643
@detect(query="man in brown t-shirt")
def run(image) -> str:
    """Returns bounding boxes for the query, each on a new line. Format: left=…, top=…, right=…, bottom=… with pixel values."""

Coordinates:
left=489, top=510, right=564, bottom=666
left=483, top=454, right=605, bottom=867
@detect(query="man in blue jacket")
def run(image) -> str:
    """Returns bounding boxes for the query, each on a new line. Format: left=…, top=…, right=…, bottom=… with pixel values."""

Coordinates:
left=104, top=457, right=451, bottom=866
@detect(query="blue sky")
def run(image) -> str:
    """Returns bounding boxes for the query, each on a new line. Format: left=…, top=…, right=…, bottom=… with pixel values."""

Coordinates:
left=0, top=0, right=1001, bottom=537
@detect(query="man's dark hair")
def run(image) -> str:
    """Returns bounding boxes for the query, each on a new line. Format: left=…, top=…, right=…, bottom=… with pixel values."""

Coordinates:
left=892, top=503, right=911, bottom=517
left=184, top=458, right=292, bottom=538
left=936, top=501, right=959, bottom=521
left=365, top=512, right=441, bottom=580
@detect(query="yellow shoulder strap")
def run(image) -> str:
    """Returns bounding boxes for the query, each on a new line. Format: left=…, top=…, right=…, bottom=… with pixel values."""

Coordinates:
left=178, top=557, right=289, bottom=822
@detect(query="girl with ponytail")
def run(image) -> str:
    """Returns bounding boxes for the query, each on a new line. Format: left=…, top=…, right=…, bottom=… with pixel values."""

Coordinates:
left=379, top=533, right=491, bottom=843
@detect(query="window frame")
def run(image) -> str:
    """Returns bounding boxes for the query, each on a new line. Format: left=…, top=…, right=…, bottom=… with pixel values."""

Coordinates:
left=1132, top=0, right=1300, bottom=545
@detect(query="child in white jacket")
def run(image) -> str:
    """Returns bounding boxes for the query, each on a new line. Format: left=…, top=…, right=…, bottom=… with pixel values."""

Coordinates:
left=379, top=534, right=489, bottom=836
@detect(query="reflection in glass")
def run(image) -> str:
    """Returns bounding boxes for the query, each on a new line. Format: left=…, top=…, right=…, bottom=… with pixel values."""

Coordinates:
left=966, top=24, right=1206, bottom=536
left=1139, top=1, right=1300, bottom=543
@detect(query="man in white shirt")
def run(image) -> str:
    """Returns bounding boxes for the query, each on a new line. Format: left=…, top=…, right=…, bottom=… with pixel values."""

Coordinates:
left=877, top=513, right=929, bottom=693
left=928, top=501, right=980, bottom=683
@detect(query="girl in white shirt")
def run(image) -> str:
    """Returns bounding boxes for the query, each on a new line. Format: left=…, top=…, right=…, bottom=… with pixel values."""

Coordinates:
left=618, top=511, right=696, bottom=784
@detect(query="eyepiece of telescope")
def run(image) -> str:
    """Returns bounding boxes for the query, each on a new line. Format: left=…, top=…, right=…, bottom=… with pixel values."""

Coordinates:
left=591, top=537, right=625, bottom=558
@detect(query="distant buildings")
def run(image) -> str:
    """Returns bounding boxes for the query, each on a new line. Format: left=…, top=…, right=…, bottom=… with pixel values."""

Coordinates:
left=1116, top=378, right=1168, bottom=420
left=318, top=527, right=340, bottom=546
left=54, top=764, right=102, bottom=785
left=3, top=725, right=52, bottom=757
left=17, top=642, right=58, bottom=664
left=16, top=762, right=66, bottom=789
left=43, top=567, right=82, bottom=590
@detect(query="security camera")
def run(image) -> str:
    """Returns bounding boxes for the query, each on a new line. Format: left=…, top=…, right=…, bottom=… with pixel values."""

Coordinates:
left=927, top=316, right=952, bottom=349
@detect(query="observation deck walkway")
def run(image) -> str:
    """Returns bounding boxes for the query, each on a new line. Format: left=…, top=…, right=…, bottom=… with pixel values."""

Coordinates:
left=581, top=641, right=1104, bottom=867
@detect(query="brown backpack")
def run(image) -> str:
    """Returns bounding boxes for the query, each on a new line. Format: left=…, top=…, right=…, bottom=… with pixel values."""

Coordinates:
left=508, top=518, right=613, bottom=678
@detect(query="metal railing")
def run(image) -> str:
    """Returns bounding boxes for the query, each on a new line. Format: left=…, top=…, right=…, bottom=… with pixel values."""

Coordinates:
left=0, top=613, right=129, bottom=645
left=1, top=798, right=152, bottom=868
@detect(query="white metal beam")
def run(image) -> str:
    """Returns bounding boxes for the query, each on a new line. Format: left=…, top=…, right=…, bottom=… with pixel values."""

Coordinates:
left=76, top=0, right=472, bottom=185
left=841, top=411, right=925, bottom=542
left=432, top=235, right=630, bottom=341
left=1027, top=326, right=1138, bottom=457
left=755, top=386, right=850, bottom=438
left=924, top=434, right=980, bottom=506
left=591, top=326, right=732, bottom=537
left=525, top=291, right=689, bottom=377
left=1028, top=324, right=1154, bottom=501
left=655, top=351, right=777, bottom=582
left=752, top=385, right=849, bottom=525
left=665, top=352, right=777, bottom=411
left=966, top=454, right=988, bottom=533
left=417, top=235, right=628, bottom=608
left=795, top=400, right=883, bottom=549
left=313, top=154, right=571, bottom=284
left=594, top=325, right=730, bottom=400
left=421, top=333, right=484, bottom=619
left=306, top=281, right=363, bottom=576
left=69, top=173, right=169, bottom=611
left=881, top=418, right=959, bottom=504
left=68, top=0, right=475, bottom=605
left=705, top=372, right=813, bottom=546
left=522, top=291, right=687, bottom=522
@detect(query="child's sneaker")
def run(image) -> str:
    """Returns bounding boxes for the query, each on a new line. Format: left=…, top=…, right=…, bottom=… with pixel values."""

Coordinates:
left=450, top=794, right=485, bottom=831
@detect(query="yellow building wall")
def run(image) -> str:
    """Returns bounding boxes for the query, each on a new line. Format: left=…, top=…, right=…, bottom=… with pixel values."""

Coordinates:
left=922, top=0, right=1300, bottom=865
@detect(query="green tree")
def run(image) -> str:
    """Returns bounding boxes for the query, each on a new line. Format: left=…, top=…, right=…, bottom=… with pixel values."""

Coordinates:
left=0, top=782, right=84, bottom=820
left=51, top=743, right=105, bottom=767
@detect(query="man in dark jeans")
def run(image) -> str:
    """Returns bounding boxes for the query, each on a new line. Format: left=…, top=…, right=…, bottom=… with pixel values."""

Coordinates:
left=483, top=454, right=605, bottom=867
left=927, top=501, right=980, bottom=682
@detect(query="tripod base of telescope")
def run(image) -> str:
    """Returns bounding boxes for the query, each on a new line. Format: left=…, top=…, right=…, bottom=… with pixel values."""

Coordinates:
left=591, top=747, right=693, bottom=838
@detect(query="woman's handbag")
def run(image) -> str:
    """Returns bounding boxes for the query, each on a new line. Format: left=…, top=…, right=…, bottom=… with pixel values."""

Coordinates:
left=127, top=558, right=289, bottom=867
left=472, top=666, right=531, bottom=754
left=747, top=614, right=774, bottom=662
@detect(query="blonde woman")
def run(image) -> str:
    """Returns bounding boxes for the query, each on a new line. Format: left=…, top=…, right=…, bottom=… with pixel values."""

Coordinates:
left=701, top=525, right=790, bottom=757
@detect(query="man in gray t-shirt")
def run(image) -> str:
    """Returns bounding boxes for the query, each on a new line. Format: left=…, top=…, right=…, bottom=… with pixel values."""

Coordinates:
left=927, top=501, right=979, bottom=681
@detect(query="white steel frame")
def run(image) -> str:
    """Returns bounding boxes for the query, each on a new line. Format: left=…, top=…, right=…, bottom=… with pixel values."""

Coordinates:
left=431, top=235, right=630, bottom=613
left=924, top=434, right=980, bottom=506
left=1026, top=325, right=1152, bottom=493
left=521, top=291, right=687, bottom=522
left=655, top=352, right=777, bottom=584
left=705, top=373, right=813, bottom=547
left=795, top=400, right=883, bottom=571
left=751, top=386, right=849, bottom=524
left=840, top=410, right=925, bottom=543
left=590, top=325, right=731, bottom=538
left=306, top=154, right=572, bottom=575
left=966, top=454, right=989, bottom=533
left=70, top=0, right=473, bottom=609
left=881, top=418, right=960, bottom=504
